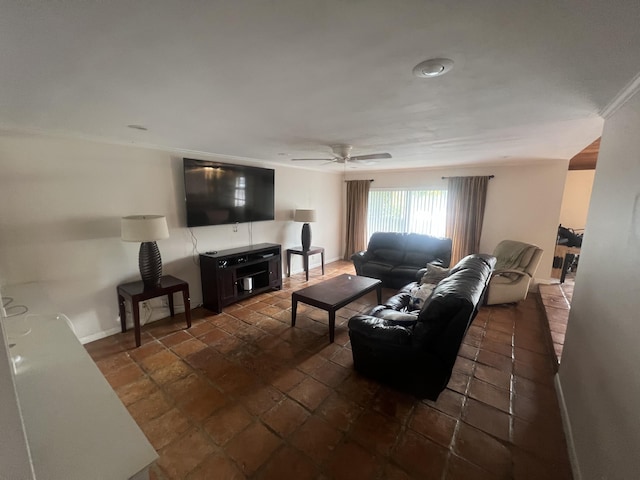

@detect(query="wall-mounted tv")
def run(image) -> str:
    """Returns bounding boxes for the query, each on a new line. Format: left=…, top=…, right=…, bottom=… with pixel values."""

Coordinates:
left=183, top=158, right=275, bottom=227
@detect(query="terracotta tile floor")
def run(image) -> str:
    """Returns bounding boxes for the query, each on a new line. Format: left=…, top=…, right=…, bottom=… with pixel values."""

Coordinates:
left=86, top=261, right=573, bottom=479
left=538, top=275, right=573, bottom=364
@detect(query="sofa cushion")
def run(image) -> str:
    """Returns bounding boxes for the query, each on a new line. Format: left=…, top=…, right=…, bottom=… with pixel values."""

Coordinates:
left=404, top=233, right=452, bottom=266
left=420, top=264, right=450, bottom=284
left=408, top=283, right=436, bottom=310
left=415, top=254, right=495, bottom=343
left=360, top=261, right=393, bottom=279
left=366, top=233, right=406, bottom=261
left=372, top=248, right=404, bottom=264
left=371, top=308, right=419, bottom=325
left=390, top=264, right=423, bottom=279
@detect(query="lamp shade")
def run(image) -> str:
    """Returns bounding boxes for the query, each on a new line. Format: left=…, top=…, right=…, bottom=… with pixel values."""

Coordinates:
left=293, top=209, right=317, bottom=223
left=121, top=215, right=169, bottom=242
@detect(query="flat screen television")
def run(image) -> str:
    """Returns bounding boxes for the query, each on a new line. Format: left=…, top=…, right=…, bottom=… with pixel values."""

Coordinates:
left=183, top=158, right=275, bottom=227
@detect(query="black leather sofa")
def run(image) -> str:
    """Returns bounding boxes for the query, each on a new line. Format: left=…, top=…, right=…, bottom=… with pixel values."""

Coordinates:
left=351, top=232, right=452, bottom=289
left=347, top=254, right=496, bottom=400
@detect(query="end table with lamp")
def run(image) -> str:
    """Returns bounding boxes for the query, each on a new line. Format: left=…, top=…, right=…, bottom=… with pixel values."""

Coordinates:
left=117, top=275, right=191, bottom=347
left=287, top=246, right=325, bottom=281
left=290, top=208, right=324, bottom=280
left=120, top=215, right=191, bottom=347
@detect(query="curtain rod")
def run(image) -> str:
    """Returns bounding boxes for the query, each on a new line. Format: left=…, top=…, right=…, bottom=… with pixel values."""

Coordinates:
left=441, top=175, right=495, bottom=179
left=344, top=179, right=374, bottom=182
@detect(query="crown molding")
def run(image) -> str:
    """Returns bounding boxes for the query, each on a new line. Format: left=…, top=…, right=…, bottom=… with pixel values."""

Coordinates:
left=600, top=71, right=640, bottom=119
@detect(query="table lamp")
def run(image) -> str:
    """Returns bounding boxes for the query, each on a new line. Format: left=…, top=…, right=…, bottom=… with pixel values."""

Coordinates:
left=294, top=209, right=317, bottom=251
left=121, top=215, right=169, bottom=288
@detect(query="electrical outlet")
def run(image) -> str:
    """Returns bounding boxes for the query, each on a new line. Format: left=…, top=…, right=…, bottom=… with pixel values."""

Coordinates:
left=142, top=301, right=151, bottom=313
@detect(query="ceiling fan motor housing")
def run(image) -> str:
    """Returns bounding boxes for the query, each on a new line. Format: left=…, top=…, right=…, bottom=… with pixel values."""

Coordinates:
left=290, top=144, right=391, bottom=165
left=331, top=144, right=353, bottom=160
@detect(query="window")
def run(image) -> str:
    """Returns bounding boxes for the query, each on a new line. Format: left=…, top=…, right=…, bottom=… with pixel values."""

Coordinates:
left=367, top=188, right=448, bottom=240
left=234, top=176, right=246, bottom=207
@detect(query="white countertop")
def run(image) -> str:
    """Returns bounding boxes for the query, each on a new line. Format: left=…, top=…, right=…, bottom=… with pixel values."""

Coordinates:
left=2, top=283, right=157, bottom=480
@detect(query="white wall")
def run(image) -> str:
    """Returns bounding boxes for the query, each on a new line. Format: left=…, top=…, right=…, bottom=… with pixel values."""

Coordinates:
left=346, top=160, right=568, bottom=283
left=557, top=91, right=640, bottom=479
left=559, top=170, right=595, bottom=231
left=0, top=133, right=342, bottom=342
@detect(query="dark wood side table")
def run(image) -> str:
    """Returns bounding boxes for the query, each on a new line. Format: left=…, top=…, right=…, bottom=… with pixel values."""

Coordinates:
left=117, top=275, right=191, bottom=347
left=286, top=246, right=325, bottom=281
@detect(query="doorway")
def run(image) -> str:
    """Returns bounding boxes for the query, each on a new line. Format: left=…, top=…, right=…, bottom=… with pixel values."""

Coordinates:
left=541, top=138, right=598, bottom=365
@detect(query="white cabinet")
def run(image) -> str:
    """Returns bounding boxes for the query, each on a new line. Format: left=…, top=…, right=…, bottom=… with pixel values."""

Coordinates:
left=1, top=283, right=157, bottom=480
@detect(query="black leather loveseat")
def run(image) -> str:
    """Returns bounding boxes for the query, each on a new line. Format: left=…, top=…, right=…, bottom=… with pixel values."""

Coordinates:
left=351, top=232, right=452, bottom=289
left=348, top=254, right=496, bottom=400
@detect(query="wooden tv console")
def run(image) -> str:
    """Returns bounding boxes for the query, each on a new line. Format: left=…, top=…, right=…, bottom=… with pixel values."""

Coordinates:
left=200, top=243, right=282, bottom=313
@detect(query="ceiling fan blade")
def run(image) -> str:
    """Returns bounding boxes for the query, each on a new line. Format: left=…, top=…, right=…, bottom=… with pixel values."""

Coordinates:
left=350, top=153, right=392, bottom=161
left=290, top=158, right=334, bottom=162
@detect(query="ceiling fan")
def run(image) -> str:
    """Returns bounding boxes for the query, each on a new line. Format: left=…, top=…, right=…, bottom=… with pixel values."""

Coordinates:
left=291, top=144, right=392, bottom=165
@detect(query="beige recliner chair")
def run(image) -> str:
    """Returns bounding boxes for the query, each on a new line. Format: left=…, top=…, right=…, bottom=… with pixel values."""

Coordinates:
left=485, top=240, right=543, bottom=305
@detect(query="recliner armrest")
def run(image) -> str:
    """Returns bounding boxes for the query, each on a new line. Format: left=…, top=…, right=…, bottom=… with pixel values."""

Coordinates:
left=492, top=268, right=531, bottom=279
left=348, top=315, right=414, bottom=346
left=493, top=268, right=529, bottom=275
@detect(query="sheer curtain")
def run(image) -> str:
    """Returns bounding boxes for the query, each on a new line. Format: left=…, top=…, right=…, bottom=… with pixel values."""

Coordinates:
left=445, top=176, right=491, bottom=265
left=344, top=180, right=371, bottom=259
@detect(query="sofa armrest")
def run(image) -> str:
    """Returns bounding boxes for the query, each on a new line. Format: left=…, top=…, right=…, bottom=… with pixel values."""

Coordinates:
left=350, top=250, right=371, bottom=275
left=493, top=268, right=530, bottom=278
left=348, top=315, right=414, bottom=346
left=350, top=250, right=370, bottom=262
left=383, top=291, right=412, bottom=311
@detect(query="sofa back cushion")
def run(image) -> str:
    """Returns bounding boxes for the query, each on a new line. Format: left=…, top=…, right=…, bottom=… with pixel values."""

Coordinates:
left=366, top=232, right=406, bottom=263
left=366, top=232, right=452, bottom=267
left=414, top=254, right=495, bottom=345
left=403, top=234, right=452, bottom=267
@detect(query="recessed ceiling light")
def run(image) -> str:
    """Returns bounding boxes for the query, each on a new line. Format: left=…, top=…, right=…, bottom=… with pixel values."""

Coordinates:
left=412, top=58, right=454, bottom=78
left=127, top=124, right=148, bottom=131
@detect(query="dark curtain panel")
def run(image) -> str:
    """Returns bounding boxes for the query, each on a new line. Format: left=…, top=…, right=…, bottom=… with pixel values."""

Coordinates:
left=344, top=180, right=371, bottom=259
left=445, top=176, right=491, bottom=265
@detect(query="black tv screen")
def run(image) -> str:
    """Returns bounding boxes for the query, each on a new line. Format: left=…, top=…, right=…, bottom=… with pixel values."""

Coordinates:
left=183, top=158, right=275, bottom=227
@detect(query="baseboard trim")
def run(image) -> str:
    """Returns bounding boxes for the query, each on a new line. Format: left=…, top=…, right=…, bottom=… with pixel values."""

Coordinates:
left=80, top=326, right=121, bottom=345
left=554, top=372, right=582, bottom=480
left=79, top=304, right=188, bottom=345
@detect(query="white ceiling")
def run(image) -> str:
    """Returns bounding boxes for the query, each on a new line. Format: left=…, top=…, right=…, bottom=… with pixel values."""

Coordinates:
left=2, top=1, right=639, bottom=171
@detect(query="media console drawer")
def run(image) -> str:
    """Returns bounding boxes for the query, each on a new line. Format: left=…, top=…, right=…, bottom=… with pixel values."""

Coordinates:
left=200, top=243, right=282, bottom=313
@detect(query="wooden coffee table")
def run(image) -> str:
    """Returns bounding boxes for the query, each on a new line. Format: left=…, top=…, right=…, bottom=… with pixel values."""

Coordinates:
left=291, top=274, right=382, bottom=343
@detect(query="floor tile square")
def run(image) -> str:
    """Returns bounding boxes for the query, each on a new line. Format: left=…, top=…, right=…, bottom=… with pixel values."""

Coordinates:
left=392, top=429, right=448, bottom=479
left=156, top=427, right=215, bottom=479
left=453, top=421, right=512, bottom=477
left=203, top=404, right=253, bottom=446
left=289, top=376, right=332, bottom=411
left=327, top=440, right=381, bottom=480
left=291, top=415, right=343, bottom=463
left=409, top=403, right=457, bottom=448
left=261, top=397, right=310, bottom=437
left=224, top=422, right=282, bottom=475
